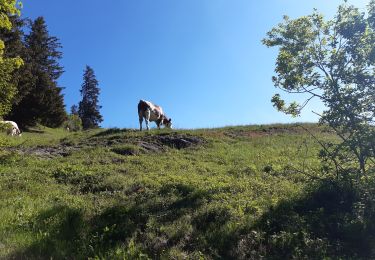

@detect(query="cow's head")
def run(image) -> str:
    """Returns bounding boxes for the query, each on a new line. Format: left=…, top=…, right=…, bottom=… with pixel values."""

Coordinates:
left=16, top=128, right=22, bottom=137
left=162, top=117, right=172, bottom=129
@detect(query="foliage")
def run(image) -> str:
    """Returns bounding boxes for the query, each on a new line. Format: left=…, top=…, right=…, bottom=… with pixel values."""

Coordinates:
left=70, top=104, right=78, bottom=115
left=78, top=66, right=103, bottom=129
left=0, top=0, right=23, bottom=118
left=0, top=121, right=15, bottom=136
left=0, top=0, right=21, bottom=30
left=0, top=54, right=22, bottom=117
left=64, top=114, right=82, bottom=132
left=1, top=17, right=36, bottom=127
left=263, top=1, right=375, bottom=179
left=8, top=17, right=66, bottom=127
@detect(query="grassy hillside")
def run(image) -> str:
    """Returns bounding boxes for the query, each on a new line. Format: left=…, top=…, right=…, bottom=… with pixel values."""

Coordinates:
left=0, top=124, right=373, bottom=259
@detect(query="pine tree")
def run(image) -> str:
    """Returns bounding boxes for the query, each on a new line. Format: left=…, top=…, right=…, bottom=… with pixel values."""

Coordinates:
left=71, top=104, right=78, bottom=115
left=10, top=17, right=66, bottom=127
left=78, top=66, right=103, bottom=129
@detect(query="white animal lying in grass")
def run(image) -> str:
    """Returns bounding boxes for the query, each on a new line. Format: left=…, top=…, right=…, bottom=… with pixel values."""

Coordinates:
left=0, top=120, right=22, bottom=136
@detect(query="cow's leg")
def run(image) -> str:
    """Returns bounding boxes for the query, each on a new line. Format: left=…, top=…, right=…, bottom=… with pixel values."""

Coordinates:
left=145, top=109, right=151, bottom=131
left=139, top=115, right=143, bottom=131
left=156, top=118, right=162, bottom=129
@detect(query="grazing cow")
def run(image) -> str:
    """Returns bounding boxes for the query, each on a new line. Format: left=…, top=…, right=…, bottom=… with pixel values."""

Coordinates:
left=0, top=120, right=22, bottom=136
left=138, top=100, right=172, bottom=131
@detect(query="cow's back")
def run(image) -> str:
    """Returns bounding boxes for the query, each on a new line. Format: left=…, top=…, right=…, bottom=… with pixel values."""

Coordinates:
left=1, top=121, right=18, bottom=129
left=138, top=100, right=161, bottom=113
left=138, top=100, right=164, bottom=120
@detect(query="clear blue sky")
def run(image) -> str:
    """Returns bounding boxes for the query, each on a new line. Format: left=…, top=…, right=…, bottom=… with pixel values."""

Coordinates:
left=21, top=0, right=369, bottom=129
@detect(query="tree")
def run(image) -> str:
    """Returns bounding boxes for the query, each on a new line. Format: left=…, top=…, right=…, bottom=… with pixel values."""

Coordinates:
left=263, top=1, right=375, bottom=180
left=11, top=17, right=66, bottom=127
left=0, top=17, right=36, bottom=125
left=78, top=66, right=103, bottom=129
left=71, top=104, right=78, bottom=115
left=64, top=114, right=82, bottom=132
left=0, top=0, right=23, bottom=118
left=64, top=104, right=82, bottom=131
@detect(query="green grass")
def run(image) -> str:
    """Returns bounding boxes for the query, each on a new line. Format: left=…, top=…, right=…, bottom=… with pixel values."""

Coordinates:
left=0, top=123, right=374, bottom=259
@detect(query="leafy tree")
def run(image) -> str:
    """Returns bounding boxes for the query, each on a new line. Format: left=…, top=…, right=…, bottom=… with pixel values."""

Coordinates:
left=263, top=1, right=375, bottom=179
left=64, top=114, right=82, bottom=132
left=0, top=17, right=35, bottom=125
left=78, top=66, right=103, bottom=129
left=11, top=17, right=66, bottom=127
left=64, top=104, right=82, bottom=131
left=0, top=0, right=23, bottom=118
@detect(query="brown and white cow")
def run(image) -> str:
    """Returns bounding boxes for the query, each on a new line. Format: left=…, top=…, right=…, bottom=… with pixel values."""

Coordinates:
left=0, top=120, right=22, bottom=136
left=138, top=100, right=172, bottom=131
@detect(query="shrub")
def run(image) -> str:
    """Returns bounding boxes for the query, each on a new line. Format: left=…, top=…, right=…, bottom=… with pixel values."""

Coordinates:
left=64, top=114, right=82, bottom=132
left=0, top=121, right=12, bottom=135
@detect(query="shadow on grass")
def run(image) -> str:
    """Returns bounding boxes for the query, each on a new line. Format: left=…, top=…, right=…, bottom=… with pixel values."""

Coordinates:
left=10, top=180, right=375, bottom=259
left=10, top=206, right=85, bottom=259
left=10, top=184, right=216, bottom=259
left=233, top=181, right=375, bottom=259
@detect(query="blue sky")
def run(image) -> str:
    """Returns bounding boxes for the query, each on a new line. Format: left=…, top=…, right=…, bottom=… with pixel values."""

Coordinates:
left=21, top=0, right=369, bottom=129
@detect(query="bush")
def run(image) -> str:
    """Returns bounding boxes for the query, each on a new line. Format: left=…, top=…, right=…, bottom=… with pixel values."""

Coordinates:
left=0, top=121, right=12, bottom=135
left=64, top=114, right=82, bottom=132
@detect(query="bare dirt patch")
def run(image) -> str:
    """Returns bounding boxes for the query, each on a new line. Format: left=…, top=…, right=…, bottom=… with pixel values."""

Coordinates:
left=142, top=134, right=205, bottom=150
left=5, top=132, right=206, bottom=158
left=5, top=145, right=79, bottom=159
left=122, top=134, right=206, bottom=155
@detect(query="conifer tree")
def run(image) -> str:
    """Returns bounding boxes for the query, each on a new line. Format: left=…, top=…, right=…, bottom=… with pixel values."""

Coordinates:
left=10, top=17, right=66, bottom=127
left=71, top=104, right=78, bottom=115
left=78, top=66, right=103, bottom=129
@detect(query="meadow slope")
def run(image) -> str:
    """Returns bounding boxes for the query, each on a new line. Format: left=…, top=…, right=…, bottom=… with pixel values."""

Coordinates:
left=1, top=124, right=373, bottom=259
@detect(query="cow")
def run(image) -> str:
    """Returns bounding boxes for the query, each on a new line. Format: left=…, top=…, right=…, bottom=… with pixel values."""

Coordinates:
left=138, top=100, right=172, bottom=131
left=0, top=120, right=22, bottom=136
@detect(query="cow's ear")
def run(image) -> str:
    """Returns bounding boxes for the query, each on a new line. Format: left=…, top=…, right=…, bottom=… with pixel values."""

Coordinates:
left=169, top=119, right=172, bottom=122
